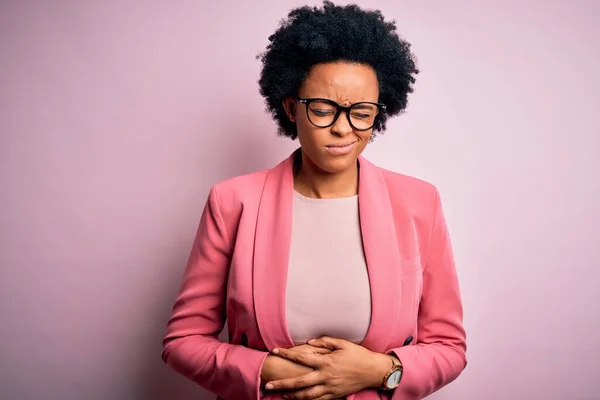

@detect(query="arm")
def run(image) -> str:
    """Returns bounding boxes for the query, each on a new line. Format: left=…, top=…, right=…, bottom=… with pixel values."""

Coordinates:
left=162, top=186, right=269, bottom=400
left=389, top=188, right=467, bottom=399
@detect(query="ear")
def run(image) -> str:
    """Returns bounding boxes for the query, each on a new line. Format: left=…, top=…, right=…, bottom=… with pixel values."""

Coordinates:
left=282, top=97, right=297, bottom=123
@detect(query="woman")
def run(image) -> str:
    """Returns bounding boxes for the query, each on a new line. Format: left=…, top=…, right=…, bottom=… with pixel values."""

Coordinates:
left=162, top=2, right=467, bottom=399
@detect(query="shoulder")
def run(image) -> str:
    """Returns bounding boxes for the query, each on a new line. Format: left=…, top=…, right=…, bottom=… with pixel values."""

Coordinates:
left=374, top=166, right=448, bottom=246
left=379, top=166, right=439, bottom=202
left=373, top=165, right=442, bottom=221
left=212, top=168, right=270, bottom=197
left=207, top=168, right=270, bottom=215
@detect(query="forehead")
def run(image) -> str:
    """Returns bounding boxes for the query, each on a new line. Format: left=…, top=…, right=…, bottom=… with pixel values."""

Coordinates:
left=298, top=62, right=379, bottom=104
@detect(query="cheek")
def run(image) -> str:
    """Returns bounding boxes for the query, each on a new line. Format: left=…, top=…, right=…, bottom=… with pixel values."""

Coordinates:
left=355, top=131, right=372, bottom=149
left=356, top=141, right=368, bottom=155
left=297, top=123, right=323, bottom=148
left=359, top=130, right=372, bottom=142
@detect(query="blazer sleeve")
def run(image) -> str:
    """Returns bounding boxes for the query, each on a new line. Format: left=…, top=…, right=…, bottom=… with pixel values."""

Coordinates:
left=162, top=185, right=269, bottom=400
left=389, top=188, right=467, bottom=399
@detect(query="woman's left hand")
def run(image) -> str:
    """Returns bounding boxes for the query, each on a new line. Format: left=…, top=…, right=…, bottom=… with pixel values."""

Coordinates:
left=264, top=336, right=390, bottom=400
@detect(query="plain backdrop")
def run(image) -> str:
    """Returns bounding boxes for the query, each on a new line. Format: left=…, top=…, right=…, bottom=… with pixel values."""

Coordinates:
left=1, top=1, right=599, bottom=399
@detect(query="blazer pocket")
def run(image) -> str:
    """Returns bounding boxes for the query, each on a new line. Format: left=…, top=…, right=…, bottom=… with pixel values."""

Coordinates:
left=400, top=254, right=422, bottom=276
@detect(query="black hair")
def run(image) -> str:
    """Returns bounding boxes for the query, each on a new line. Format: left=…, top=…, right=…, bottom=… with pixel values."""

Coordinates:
left=258, top=1, right=419, bottom=140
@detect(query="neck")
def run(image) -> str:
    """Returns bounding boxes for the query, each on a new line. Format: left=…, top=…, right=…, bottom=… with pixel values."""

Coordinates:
left=293, top=151, right=359, bottom=199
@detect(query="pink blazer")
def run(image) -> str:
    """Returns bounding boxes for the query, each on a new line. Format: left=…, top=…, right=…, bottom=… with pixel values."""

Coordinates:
left=162, top=151, right=467, bottom=400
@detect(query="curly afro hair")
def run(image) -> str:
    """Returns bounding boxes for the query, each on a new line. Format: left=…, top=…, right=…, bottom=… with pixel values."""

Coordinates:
left=257, top=1, right=419, bottom=140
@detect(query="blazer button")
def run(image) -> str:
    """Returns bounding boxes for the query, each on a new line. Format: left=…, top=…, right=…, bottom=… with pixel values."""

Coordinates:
left=241, top=333, right=249, bottom=347
left=403, top=336, right=414, bottom=346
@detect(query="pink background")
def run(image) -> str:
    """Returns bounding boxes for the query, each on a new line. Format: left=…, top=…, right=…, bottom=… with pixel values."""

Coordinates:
left=2, top=1, right=599, bottom=399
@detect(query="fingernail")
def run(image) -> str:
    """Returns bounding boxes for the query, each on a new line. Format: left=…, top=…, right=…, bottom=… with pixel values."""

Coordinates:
left=265, top=383, right=274, bottom=390
left=308, top=339, right=315, bottom=344
left=272, top=348, right=279, bottom=354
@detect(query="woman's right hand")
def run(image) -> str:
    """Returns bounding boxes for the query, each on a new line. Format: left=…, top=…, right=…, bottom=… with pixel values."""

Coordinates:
left=260, top=344, right=331, bottom=387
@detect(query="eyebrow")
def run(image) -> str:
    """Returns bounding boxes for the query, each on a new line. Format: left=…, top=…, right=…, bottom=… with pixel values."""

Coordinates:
left=314, top=98, right=376, bottom=108
left=350, top=103, right=376, bottom=110
left=301, top=96, right=379, bottom=109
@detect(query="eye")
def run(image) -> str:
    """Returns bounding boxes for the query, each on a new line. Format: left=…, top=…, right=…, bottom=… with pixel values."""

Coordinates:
left=312, top=109, right=335, bottom=116
left=350, top=112, right=372, bottom=119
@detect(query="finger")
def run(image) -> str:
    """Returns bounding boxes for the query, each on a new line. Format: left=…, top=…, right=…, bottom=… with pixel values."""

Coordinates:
left=281, top=385, right=331, bottom=400
left=265, top=371, right=321, bottom=391
left=309, top=346, right=332, bottom=355
left=272, top=348, right=325, bottom=368
left=292, top=344, right=330, bottom=355
left=308, top=336, right=346, bottom=351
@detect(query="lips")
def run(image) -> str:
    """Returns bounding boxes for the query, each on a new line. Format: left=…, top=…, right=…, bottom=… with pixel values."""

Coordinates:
left=326, top=141, right=357, bottom=148
left=324, top=141, right=357, bottom=155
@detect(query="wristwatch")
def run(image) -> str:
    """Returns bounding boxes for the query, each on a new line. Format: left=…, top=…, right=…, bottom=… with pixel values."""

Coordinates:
left=381, top=356, right=403, bottom=390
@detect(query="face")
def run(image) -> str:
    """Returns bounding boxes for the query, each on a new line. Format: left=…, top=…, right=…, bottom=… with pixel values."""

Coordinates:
left=283, top=62, right=380, bottom=175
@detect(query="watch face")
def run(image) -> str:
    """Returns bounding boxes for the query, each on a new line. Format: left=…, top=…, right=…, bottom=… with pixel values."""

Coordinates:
left=386, top=369, right=402, bottom=389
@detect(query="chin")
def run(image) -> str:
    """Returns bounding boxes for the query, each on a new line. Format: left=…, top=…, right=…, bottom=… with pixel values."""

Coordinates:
left=315, top=152, right=359, bottom=174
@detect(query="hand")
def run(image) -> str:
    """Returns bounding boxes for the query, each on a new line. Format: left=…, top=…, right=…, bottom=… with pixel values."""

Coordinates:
left=264, top=336, right=392, bottom=400
left=260, top=343, right=332, bottom=388
left=291, top=343, right=333, bottom=356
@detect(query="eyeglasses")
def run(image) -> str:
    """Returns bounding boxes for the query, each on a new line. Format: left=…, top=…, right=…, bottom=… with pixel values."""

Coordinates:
left=296, top=97, right=386, bottom=131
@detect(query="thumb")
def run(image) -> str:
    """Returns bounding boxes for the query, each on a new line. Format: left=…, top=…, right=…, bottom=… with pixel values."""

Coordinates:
left=308, top=336, right=346, bottom=350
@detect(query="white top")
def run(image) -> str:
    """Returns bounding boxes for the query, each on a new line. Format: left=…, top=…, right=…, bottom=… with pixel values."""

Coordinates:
left=286, top=190, right=372, bottom=345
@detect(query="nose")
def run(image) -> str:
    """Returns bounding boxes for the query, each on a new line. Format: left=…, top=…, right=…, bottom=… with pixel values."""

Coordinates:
left=330, top=110, right=353, bottom=137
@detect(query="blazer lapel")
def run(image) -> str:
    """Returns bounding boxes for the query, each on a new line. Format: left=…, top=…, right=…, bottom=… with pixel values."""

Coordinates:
left=253, top=151, right=406, bottom=354
left=357, top=156, right=405, bottom=353
left=253, top=152, right=296, bottom=351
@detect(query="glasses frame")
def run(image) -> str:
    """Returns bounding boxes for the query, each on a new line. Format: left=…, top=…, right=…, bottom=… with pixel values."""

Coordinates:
left=296, top=96, right=387, bottom=131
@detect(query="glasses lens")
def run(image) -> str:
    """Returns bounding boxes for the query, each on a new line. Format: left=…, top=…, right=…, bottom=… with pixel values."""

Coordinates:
left=349, top=103, right=379, bottom=130
left=307, top=100, right=338, bottom=127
